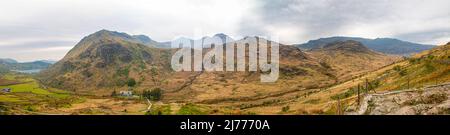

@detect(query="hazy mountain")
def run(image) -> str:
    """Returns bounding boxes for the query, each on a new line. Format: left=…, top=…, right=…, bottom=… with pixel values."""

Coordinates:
left=11, top=61, right=52, bottom=70
left=312, top=40, right=372, bottom=53
left=296, top=36, right=435, bottom=55
left=0, top=58, right=18, bottom=64
left=210, top=33, right=234, bottom=43
left=158, top=33, right=235, bottom=48
left=0, top=58, right=52, bottom=72
left=37, top=60, right=58, bottom=64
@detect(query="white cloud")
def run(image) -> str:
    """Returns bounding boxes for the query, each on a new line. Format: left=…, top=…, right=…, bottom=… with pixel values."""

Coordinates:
left=241, top=0, right=450, bottom=44
left=0, top=0, right=256, bottom=61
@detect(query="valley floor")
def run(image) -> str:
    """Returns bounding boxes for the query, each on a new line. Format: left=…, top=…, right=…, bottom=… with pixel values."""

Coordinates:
left=1, top=69, right=449, bottom=115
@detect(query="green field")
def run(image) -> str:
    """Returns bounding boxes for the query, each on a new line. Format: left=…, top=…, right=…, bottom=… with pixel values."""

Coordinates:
left=0, top=73, right=79, bottom=114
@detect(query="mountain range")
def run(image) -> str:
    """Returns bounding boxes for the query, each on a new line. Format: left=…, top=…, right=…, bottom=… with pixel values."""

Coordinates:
left=306, top=40, right=400, bottom=81
left=296, top=36, right=435, bottom=55
left=2, top=29, right=447, bottom=115
left=38, top=30, right=403, bottom=105
left=39, top=30, right=334, bottom=94
left=0, top=58, right=54, bottom=72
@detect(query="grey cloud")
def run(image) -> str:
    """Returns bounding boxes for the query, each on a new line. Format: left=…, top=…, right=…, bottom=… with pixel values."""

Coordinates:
left=238, top=0, right=450, bottom=44
left=395, top=29, right=450, bottom=45
left=1, top=0, right=449, bottom=61
left=0, top=40, right=76, bottom=62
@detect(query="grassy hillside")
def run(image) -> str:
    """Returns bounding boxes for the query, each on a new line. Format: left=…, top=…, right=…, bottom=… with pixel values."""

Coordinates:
left=39, top=30, right=176, bottom=94
left=0, top=73, right=79, bottom=114
left=314, top=42, right=448, bottom=114
left=374, top=42, right=450, bottom=90
left=308, top=40, right=400, bottom=82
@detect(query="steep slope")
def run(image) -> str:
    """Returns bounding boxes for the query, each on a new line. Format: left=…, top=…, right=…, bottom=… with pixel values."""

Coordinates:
left=39, top=30, right=177, bottom=92
left=373, top=42, right=450, bottom=90
left=257, top=42, right=448, bottom=115
left=307, top=40, right=400, bottom=81
left=342, top=42, right=450, bottom=115
left=297, top=36, right=435, bottom=55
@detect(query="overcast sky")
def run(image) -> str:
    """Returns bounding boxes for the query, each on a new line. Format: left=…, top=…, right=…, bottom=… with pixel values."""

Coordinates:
left=0, top=0, right=449, bottom=62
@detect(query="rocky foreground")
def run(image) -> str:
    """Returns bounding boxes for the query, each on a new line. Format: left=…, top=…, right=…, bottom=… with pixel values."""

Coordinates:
left=347, top=83, right=450, bottom=115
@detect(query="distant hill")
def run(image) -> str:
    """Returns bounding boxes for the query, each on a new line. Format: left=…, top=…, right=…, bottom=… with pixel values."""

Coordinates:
left=0, top=58, right=52, bottom=72
left=313, top=40, right=372, bottom=53
left=308, top=40, right=400, bottom=81
left=158, top=33, right=235, bottom=48
left=36, top=60, right=58, bottom=64
left=0, top=58, right=18, bottom=64
left=296, top=36, right=435, bottom=55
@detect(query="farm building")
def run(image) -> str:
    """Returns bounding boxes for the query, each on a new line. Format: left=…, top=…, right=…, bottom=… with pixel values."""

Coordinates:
left=1, top=88, right=11, bottom=93
left=119, top=91, right=133, bottom=97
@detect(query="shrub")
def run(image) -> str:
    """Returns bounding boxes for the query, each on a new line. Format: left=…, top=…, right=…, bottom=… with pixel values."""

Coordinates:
left=319, top=61, right=332, bottom=69
left=282, top=106, right=290, bottom=112
left=116, top=67, right=130, bottom=77
left=399, top=69, right=407, bottom=76
left=424, top=62, right=435, bottom=73
left=0, top=103, right=10, bottom=115
left=408, top=58, right=420, bottom=64
left=111, top=90, right=117, bottom=97
left=145, top=105, right=171, bottom=115
left=142, top=88, right=162, bottom=101
left=150, top=67, right=158, bottom=75
left=331, top=88, right=355, bottom=100
left=393, top=65, right=402, bottom=72
left=176, top=103, right=206, bottom=115
left=127, top=78, right=136, bottom=87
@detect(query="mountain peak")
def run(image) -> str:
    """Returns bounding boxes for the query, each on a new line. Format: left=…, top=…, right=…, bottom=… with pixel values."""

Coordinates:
left=213, top=33, right=229, bottom=38
left=89, top=29, right=133, bottom=39
left=212, top=33, right=234, bottom=43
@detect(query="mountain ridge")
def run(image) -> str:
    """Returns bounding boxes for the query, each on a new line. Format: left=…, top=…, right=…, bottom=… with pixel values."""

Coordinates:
left=0, top=58, right=53, bottom=71
left=296, top=36, right=435, bottom=55
left=39, top=30, right=337, bottom=96
left=307, top=40, right=401, bottom=81
left=38, top=29, right=404, bottom=110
